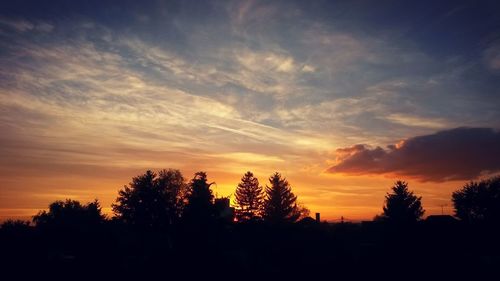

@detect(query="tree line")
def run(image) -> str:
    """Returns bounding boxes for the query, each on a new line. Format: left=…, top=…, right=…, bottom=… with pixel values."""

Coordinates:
left=9, top=170, right=308, bottom=231
left=2, top=170, right=500, bottom=229
left=1, top=170, right=500, bottom=279
left=378, top=176, right=500, bottom=226
left=110, top=170, right=308, bottom=228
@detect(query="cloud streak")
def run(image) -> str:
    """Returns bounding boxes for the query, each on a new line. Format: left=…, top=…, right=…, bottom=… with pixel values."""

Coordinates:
left=1, top=0, right=500, bottom=220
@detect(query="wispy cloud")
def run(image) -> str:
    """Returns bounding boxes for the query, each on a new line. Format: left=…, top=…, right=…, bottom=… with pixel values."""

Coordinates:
left=484, top=42, right=500, bottom=71
left=1, top=0, right=500, bottom=219
left=0, top=29, right=336, bottom=181
left=0, top=17, right=53, bottom=33
left=383, top=114, right=449, bottom=129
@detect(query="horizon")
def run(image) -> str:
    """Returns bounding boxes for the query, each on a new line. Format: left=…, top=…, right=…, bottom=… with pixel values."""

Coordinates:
left=0, top=167, right=488, bottom=222
left=1, top=0, right=500, bottom=222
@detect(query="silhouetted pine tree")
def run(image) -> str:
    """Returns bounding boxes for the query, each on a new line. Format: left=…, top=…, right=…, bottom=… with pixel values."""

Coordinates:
left=381, top=181, right=424, bottom=224
left=262, top=172, right=300, bottom=224
left=235, top=171, right=264, bottom=221
left=183, top=171, right=215, bottom=223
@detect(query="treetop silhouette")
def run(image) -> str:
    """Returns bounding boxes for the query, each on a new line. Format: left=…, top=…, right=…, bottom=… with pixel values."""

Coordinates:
left=112, top=169, right=187, bottom=228
left=262, top=172, right=301, bottom=224
left=183, top=171, right=216, bottom=223
left=452, top=176, right=500, bottom=224
left=33, top=199, right=105, bottom=230
left=380, top=180, right=424, bottom=225
left=234, top=171, right=264, bottom=222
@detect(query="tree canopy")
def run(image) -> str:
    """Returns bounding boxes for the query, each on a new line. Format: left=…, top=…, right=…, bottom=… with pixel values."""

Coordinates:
left=183, top=171, right=215, bottom=223
left=381, top=181, right=425, bottom=224
left=33, top=199, right=105, bottom=230
left=452, top=176, right=500, bottom=224
left=112, top=169, right=187, bottom=228
left=262, top=172, right=300, bottom=224
left=234, top=171, right=264, bottom=221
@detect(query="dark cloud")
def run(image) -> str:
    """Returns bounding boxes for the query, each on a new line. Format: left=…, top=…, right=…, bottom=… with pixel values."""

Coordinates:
left=327, top=127, right=500, bottom=182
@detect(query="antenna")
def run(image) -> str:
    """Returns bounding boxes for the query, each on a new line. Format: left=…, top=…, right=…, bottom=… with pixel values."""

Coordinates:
left=439, top=204, right=447, bottom=215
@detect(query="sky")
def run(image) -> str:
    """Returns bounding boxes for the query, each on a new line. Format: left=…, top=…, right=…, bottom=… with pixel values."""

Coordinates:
left=1, top=0, right=500, bottom=221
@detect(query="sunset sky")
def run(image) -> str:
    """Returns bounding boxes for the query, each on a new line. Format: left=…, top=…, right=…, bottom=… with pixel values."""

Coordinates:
left=1, top=0, right=500, bottom=221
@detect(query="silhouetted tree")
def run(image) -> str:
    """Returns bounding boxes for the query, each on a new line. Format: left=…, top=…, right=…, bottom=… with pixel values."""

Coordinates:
left=380, top=181, right=424, bottom=224
left=33, top=199, right=105, bottom=230
left=183, top=171, right=215, bottom=223
left=113, top=169, right=187, bottom=228
left=452, top=176, right=500, bottom=224
left=157, top=169, right=188, bottom=224
left=262, top=172, right=300, bottom=224
left=0, top=219, right=31, bottom=232
left=297, top=203, right=311, bottom=220
left=0, top=219, right=35, bottom=265
left=234, top=171, right=264, bottom=221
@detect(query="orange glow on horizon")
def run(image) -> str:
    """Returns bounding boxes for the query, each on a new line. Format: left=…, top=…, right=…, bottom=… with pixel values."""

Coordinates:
left=0, top=167, right=461, bottom=223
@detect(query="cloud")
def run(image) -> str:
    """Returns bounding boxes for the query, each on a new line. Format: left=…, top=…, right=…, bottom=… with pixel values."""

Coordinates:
left=1, top=1, right=500, bottom=219
left=0, top=32, right=335, bottom=182
left=0, top=17, right=53, bottom=33
left=383, top=113, right=449, bottom=129
left=35, top=22, right=54, bottom=32
left=301, top=64, right=315, bottom=73
left=327, top=127, right=500, bottom=182
left=484, top=43, right=500, bottom=71
left=0, top=17, right=34, bottom=32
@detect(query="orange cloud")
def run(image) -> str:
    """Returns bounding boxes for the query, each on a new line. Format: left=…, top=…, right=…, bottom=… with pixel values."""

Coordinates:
left=327, top=127, right=500, bottom=182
